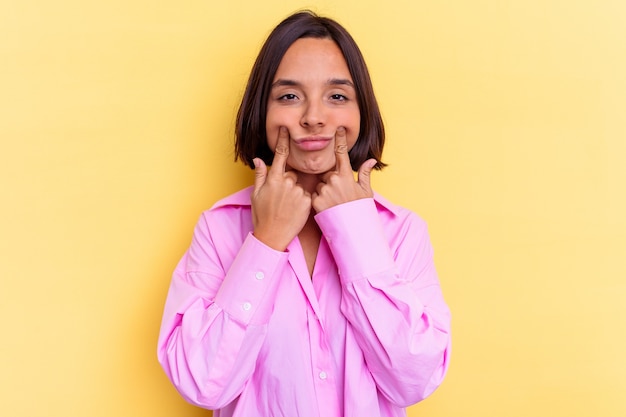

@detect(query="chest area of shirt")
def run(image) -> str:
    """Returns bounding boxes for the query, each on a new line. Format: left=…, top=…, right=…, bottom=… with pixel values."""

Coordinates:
left=267, top=237, right=346, bottom=334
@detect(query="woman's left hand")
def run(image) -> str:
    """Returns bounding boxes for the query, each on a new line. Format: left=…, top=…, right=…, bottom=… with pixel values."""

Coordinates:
left=312, top=127, right=377, bottom=213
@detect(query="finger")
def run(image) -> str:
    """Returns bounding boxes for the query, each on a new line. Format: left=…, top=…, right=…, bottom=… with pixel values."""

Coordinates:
left=253, top=158, right=267, bottom=191
left=311, top=191, right=320, bottom=212
left=284, top=170, right=298, bottom=184
left=334, top=127, right=352, bottom=175
left=318, top=171, right=332, bottom=184
left=271, top=126, right=290, bottom=174
left=315, top=180, right=326, bottom=195
left=357, top=158, right=377, bottom=190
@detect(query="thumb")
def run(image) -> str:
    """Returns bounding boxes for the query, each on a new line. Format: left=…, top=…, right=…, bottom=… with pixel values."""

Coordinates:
left=253, top=158, right=268, bottom=192
left=357, top=159, right=377, bottom=190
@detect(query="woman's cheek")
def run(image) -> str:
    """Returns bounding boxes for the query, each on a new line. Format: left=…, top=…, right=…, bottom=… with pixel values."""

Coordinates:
left=264, top=125, right=279, bottom=152
left=265, top=110, right=290, bottom=152
left=346, top=129, right=360, bottom=151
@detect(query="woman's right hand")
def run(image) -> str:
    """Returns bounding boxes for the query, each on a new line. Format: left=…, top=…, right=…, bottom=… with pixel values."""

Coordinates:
left=251, top=127, right=311, bottom=251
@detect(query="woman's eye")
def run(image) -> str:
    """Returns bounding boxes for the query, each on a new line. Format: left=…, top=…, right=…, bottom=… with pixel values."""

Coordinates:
left=330, top=94, right=347, bottom=101
left=279, top=93, right=298, bottom=101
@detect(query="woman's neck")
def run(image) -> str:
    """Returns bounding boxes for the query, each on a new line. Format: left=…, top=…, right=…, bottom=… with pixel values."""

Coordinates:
left=293, top=171, right=323, bottom=195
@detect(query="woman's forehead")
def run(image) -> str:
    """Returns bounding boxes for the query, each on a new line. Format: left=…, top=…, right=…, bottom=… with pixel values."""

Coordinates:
left=273, top=38, right=352, bottom=81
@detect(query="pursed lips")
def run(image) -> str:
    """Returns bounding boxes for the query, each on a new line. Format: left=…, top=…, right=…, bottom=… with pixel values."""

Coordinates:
left=292, top=136, right=333, bottom=151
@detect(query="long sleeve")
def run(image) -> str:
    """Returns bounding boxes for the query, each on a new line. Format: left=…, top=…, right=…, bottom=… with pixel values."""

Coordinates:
left=158, top=188, right=450, bottom=416
left=314, top=197, right=451, bottom=407
left=157, top=208, right=289, bottom=409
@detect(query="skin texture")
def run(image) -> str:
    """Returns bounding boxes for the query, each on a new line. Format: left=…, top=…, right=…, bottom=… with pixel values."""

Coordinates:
left=251, top=38, right=377, bottom=256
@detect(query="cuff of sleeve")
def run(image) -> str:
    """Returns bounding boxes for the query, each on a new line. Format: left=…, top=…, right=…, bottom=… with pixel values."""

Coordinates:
left=314, top=198, right=395, bottom=284
left=214, top=232, right=289, bottom=325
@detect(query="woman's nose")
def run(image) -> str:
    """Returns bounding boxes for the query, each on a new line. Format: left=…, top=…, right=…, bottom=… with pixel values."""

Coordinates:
left=300, top=100, right=326, bottom=128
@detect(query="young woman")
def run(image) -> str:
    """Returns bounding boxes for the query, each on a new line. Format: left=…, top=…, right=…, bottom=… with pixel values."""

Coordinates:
left=158, top=11, right=451, bottom=417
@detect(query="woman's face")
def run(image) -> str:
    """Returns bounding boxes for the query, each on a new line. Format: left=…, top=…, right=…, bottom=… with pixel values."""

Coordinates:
left=265, top=37, right=360, bottom=174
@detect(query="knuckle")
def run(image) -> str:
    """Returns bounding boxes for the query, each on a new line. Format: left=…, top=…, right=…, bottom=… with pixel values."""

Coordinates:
left=328, top=173, right=340, bottom=184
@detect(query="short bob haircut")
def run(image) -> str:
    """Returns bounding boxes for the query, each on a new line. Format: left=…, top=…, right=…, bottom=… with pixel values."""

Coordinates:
left=235, top=10, right=386, bottom=171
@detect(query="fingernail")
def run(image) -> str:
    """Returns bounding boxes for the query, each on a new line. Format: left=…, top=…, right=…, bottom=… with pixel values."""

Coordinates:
left=253, top=158, right=260, bottom=168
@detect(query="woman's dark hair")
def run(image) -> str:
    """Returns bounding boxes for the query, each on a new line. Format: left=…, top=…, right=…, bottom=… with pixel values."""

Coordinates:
left=234, top=10, right=386, bottom=171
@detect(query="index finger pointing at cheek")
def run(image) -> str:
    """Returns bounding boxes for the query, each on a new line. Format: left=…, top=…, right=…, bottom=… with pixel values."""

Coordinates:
left=334, top=127, right=352, bottom=174
left=271, top=126, right=290, bottom=173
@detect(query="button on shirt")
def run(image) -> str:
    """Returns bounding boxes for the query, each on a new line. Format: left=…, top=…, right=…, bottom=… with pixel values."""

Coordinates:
left=158, top=186, right=451, bottom=417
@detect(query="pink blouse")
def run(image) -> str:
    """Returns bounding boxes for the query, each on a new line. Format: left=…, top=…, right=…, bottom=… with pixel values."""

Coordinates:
left=158, top=186, right=451, bottom=416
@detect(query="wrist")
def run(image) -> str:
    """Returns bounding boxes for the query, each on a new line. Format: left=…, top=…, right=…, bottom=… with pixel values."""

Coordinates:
left=253, top=229, right=290, bottom=252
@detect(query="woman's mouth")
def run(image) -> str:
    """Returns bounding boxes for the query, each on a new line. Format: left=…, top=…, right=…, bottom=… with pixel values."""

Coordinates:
left=292, top=136, right=332, bottom=151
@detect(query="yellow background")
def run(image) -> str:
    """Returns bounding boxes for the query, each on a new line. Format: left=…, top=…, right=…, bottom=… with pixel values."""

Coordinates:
left=1, top=0, right=624, bottom=416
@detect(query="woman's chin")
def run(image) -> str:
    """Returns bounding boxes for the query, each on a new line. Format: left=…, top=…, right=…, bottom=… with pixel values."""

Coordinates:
left=289, top=156, right=335, bottom=175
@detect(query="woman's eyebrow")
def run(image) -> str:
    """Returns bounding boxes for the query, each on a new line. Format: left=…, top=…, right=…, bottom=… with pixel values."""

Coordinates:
left=328, top=78, right=354, bottom=88
left=271, top=78, right=355, bottom=88
left=271, top=79, right=299, bottom=88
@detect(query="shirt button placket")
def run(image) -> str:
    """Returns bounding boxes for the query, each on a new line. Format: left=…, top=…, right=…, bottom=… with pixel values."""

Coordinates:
left=307, top=309, right=340, bottom=416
